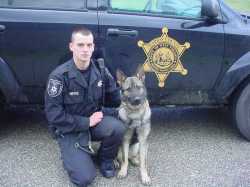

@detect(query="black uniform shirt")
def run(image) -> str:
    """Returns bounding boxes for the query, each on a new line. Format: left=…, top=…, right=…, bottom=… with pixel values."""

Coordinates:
left=44, top=59, right=120, bottom=136
left=79, top=63, right=91, bottom=85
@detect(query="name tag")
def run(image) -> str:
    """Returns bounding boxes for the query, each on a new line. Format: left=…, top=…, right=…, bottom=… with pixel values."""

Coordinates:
left=69, top=91, right=79, bottom=96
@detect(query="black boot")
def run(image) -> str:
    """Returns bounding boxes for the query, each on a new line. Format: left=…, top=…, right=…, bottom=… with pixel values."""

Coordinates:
left=100, top=159, right=115, bottom=178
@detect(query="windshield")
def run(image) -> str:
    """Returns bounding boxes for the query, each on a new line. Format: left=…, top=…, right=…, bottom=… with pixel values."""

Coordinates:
left=223, top=0, right=250, bottom=14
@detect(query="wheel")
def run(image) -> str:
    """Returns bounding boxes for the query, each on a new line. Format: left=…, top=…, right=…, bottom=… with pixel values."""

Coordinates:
left=233, top=83, right=250, bottom=140
left=0, top=92, right=5, bottom=115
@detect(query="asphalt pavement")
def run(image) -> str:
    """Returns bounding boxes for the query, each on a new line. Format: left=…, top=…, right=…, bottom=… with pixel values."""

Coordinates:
left=0, top=107, right=250, bottom=187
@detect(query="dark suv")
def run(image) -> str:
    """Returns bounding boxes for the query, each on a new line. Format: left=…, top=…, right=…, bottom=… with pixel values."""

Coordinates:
left=1, top=0, right=250, bottom=140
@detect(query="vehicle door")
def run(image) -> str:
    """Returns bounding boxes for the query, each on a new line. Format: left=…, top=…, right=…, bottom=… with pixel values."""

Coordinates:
left=0, top=0, right=98, bottom=104
left=98, top=0, right=224, bottom=105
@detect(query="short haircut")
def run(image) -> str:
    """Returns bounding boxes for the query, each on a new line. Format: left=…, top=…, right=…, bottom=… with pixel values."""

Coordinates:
left=71, top=27, right=93, bottom=42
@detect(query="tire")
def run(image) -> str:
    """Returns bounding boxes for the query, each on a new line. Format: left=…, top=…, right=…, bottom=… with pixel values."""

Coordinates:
left=0, top=92, right=5, bottom=114
left=233, top=83, right=250, bottom=140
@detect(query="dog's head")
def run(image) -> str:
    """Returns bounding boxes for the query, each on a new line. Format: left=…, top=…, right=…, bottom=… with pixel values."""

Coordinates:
left=116, top=65, right=147, bottom=108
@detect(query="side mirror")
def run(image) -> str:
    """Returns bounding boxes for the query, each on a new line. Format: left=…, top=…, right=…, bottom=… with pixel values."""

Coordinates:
left=201, top=0, right=220, bottom=19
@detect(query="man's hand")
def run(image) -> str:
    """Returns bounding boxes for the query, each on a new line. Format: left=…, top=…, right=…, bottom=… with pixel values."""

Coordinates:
left=89, top=111, right=103, bottom=127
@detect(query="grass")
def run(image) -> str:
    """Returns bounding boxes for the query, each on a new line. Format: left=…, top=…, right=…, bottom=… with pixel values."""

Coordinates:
left=224, top=0, right=250, bottom=12
left=110, top=0, right=250, bottom=13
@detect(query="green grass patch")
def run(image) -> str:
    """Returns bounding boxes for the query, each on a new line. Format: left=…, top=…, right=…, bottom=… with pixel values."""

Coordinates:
left=110, top=0, right=250, bottom=13
left=224, top=0, right=250, bottom=12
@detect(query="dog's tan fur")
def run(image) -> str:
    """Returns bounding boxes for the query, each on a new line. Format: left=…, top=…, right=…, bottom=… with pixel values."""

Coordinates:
left=116, top=66, right=151, bottom=185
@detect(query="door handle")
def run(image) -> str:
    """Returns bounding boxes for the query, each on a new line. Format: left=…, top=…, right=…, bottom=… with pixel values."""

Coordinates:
left=0, top=25, right=6, bottom=33
left=107, top=28, right=138, bottom=37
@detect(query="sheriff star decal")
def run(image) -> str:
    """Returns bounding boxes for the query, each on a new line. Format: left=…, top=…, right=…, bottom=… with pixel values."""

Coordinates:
left=47, top=79, right=63, bottom=97
left=138, top=27, right=190, bottom=87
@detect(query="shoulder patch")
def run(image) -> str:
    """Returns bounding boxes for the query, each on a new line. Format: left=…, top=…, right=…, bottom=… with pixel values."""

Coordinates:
left=47, top=79, right=63, bottom=97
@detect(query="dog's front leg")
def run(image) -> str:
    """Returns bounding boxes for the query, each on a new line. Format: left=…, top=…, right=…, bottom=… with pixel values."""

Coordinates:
left=137, top=124, right=151, bottom=186
left=117, top=129, right=133, bottom=178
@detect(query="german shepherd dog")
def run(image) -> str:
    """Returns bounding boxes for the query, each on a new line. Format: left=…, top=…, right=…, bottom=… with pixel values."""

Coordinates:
left=116, top=65, right=151, bottom=185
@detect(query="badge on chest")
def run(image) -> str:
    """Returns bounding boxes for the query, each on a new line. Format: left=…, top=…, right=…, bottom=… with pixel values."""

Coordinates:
left=97, top=80, right=103, bottom=87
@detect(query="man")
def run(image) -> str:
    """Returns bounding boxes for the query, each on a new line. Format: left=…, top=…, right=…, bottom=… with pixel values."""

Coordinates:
left=44, top=27, right=125, bottom=187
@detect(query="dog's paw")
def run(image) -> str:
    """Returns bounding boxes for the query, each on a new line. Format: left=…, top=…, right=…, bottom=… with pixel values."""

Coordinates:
left=117, top=167, right=128, bottom=179
left=141, top=173, right=151, bottom=186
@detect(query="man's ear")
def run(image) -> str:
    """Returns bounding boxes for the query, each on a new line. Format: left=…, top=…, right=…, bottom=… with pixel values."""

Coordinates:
left=116, top=69, right=126, bottom=86
left=69, top=42, right=73, bottom=52
left=92, top=43, right=95, bottom=53
left=136, top=64, right=145, bottom=82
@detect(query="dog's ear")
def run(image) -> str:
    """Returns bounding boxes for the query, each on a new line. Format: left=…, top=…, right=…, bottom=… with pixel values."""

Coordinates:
left=116, top=69, right=127, bottom=86
left=136, top=64, right=145, bottom=82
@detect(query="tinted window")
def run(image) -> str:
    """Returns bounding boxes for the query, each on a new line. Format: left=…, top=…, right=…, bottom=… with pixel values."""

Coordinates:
left=110, top=0, right=202, bottom=18
left=0, top=0, right=85, bottom=10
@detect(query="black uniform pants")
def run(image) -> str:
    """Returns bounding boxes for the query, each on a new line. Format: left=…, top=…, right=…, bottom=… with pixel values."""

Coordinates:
left=57, top=116, right=126, bottom=187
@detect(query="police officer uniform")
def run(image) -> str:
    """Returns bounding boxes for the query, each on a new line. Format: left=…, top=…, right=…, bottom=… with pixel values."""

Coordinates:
left=44, top=59, right=125, bottom=187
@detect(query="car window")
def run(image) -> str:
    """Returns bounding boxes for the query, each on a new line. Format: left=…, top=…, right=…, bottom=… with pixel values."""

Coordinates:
left=0, top=0, right=85, bottom=10
left=110, top=0, right=202, bottom=18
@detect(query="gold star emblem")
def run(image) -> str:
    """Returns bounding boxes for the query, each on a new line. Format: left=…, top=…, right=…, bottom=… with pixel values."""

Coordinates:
left=138, top=27, right=190, bottom=87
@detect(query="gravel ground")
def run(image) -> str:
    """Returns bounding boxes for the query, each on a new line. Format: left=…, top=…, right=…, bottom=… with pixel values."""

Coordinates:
left=0, top=107, right=250, bottom=187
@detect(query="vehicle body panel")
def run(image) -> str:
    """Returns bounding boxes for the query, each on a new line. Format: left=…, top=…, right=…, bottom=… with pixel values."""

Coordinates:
left=0, top=4, right=98, bottom=103
left=0, top=0, right=250, bottom=108
left=98, top=1, right=224, bottom=105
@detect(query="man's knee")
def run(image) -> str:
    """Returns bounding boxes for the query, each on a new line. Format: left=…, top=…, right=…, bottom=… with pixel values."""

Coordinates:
left=113, top=119, right=126, bottom=137
left=106, top=116, right=126, bottom=138
left=91, top=116, right=126, bottom=144
left=69, top=169, right=96, bottom=187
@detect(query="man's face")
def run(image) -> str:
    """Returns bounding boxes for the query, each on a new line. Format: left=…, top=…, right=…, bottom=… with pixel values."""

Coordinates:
left=69, top=33, right=95, bottom=65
